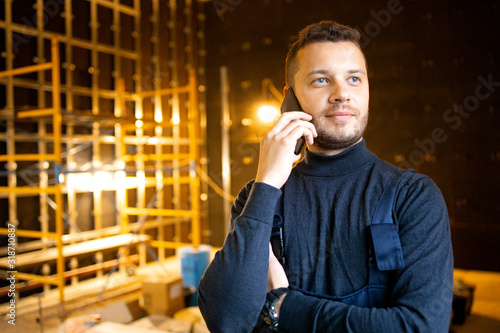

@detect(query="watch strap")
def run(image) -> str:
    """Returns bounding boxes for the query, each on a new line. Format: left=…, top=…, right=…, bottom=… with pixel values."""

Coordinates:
left=267, top=287, right=289, bottom=304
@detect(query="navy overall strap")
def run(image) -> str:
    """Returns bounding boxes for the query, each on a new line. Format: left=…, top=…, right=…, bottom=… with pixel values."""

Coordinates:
left=271, top=193, right=285, bottom=265
left=370, top=169, right=410, bottom=271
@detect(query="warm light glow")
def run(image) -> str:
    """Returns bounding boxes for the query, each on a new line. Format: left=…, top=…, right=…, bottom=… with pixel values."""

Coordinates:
left=241, top=118, right=253, bottom=126
left=116, top=161, right=126, bottom=170
left=135, top=119, right=143, bottom=128
left=154, top=103, right=163, bottom=123
left=137, top=171, right=146, bottom=189
left=69, top=172, right=92, bottom=191
left=94, top=171, right=112, bottom=190
left=66, top=168, right=141, bottom=192
left=171, top=113, right=180, bottom=125
left=200, top=193, right=208, bottom=201
left=257, top=105, right=279, bottom=123
left=115, top=170, right=126, bottom=181
left=135, top=99, right=143, bottom=119
left=242, top=156, right=254, bottom=165
left=114, top=98, right=122, bottom=117
left=156, top=171, right=163, bottom=183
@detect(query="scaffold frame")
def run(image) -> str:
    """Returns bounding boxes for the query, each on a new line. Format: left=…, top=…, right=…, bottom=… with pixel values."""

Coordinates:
left=0, top=0, right=208, bottom=315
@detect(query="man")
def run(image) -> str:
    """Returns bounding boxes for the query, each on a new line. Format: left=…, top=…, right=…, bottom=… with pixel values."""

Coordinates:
left=198, top=20, right=453, bottom=332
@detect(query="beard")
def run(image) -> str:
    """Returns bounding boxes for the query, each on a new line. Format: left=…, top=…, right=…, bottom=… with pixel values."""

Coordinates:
left=310, top=105, right=368, bottom=151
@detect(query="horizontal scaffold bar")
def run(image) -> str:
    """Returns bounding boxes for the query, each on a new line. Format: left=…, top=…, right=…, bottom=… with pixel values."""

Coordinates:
left=122, top=153, right=191, bottom=162
left=0, top=234, right=150, bottom=268
left=0, top=154, right=56, bottom=162
left=0, top=62, right=52, bottom=79
left=17, top=108, right=54, bottom=118
left=150, top=240, right=192, bottom=249
left=11, top=272, right=60, bottom=286
left=0, top=186, right=58, bottom=195
left=123, top=207, right=194, bottom=218
left=0, top=228, right=58, bottom=239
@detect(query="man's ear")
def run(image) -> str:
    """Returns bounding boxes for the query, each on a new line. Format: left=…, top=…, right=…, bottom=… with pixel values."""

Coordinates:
left=283, top=86, right=289, bottom=97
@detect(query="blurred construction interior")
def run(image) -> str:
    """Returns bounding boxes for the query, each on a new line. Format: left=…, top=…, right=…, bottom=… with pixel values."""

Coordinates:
left=0, top=0, right=210, bottom=331
left=0, top=0, right=499, bottom=332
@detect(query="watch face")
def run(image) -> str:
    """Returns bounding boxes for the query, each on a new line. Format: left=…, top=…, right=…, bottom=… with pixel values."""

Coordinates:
left=262, top=303, right=278, bottom=329
left=261, top=290, right=288, bottom=331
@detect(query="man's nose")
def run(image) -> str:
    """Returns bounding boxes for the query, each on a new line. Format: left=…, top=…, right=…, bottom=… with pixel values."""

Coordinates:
left=328, top=82, right=350, bottom=103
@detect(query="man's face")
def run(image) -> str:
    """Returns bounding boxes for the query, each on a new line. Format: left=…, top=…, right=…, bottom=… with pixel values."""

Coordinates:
left=292, top=41, right=369, bottom=154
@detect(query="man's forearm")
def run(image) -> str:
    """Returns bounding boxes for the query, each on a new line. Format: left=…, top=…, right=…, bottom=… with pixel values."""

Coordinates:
left=278, top=285, right=453, bottom=333
left=278, top=176, right=454, bottom=333
left=198, top=183, right=282, bottom=332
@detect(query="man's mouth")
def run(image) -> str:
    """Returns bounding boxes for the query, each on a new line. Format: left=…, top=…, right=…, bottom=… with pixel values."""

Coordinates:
left=325, top=110, right=354, bottom=122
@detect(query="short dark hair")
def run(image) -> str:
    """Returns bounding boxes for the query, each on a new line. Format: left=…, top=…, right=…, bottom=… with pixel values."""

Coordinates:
left=285, top=20, right=363, bottom=87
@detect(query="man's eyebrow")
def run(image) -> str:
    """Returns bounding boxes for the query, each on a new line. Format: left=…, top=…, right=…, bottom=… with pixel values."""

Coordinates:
left=306, top=69, right=330, bottom=77
left=306, top=68, right=367, bottom=77
left=348, top=69, right=366, bottom=76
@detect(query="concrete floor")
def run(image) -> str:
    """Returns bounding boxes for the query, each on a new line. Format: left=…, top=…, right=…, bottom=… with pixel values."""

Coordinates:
left=451, top=269, right=500, bottom=332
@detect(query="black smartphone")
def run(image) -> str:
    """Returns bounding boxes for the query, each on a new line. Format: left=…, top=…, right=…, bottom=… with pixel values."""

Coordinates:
left=280, top=87, right=306, bottom=155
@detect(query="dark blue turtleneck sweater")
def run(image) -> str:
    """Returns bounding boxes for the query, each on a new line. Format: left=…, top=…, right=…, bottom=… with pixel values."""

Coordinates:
left=198, top=141, right=453, bottom=333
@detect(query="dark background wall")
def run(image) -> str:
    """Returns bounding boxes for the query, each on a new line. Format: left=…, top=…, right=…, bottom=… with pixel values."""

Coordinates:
left=203, top=0, right=500, bottom=272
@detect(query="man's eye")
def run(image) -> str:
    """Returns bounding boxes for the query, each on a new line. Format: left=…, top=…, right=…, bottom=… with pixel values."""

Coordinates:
left=314, top=78, right=327, bottom=84
left=348, top=77, right=360, bottom=83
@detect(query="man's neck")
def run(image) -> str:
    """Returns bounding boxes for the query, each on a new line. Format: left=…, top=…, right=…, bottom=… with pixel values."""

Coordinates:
left=307, top=137, right=363, bottom=156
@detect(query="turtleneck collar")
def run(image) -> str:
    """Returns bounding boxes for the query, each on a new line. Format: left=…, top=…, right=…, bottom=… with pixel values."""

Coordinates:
left=295, top=140, right=378, bottom=177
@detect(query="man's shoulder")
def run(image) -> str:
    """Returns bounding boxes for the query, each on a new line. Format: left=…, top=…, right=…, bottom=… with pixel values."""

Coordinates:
left=373, top=157, right=432, bottom=183
left=372, top=160, right=447, bottom=218
left=371, top=157, right=444, bottom=202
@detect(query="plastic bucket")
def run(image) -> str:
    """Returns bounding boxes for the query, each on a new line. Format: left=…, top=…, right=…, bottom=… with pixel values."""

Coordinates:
left=177, top=244, right=211, bottom=306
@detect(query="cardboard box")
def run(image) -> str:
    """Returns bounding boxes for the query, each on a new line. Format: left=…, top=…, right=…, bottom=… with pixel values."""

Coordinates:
left=131, top=314, right=191, bottom=333
left=174, top=307, right=209, bottom=333
left=193, top=321, right=210, bottom=333
left=87, top=322, right=166, bottom=333
left=96, top=300, right=133, bottom=324
left=142, top=275, right=185, bottom=316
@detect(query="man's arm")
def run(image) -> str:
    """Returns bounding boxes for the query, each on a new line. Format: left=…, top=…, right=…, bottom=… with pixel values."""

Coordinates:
left=197, top=182, right=281, bottom=332
left=198, top=111, right=317, bottom=332
left=276, top=175, right=453, bottom=333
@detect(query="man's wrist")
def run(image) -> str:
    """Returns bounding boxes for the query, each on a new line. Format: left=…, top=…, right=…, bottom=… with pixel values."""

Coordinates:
left=255, top=178, right=280, bottom=190
left=261, top=287, right=289, bottom=330
left=274, top=292, right=287, bottom=318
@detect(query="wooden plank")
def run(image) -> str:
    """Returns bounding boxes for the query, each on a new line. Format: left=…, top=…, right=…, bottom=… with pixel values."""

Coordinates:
left=0, top=234, right=149, bottom=268
left=0, top=254, right=140, bottom=296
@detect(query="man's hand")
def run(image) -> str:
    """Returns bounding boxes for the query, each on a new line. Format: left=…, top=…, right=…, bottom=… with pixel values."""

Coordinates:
left=268, top=243, right=289, bottom=317
left=267, top=243, right=288, bottom=292
left=255, top=111, right=317, bottom=189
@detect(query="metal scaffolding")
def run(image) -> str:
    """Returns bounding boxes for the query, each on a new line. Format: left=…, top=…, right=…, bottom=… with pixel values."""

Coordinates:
left=0, top=0, right=207, bottom=315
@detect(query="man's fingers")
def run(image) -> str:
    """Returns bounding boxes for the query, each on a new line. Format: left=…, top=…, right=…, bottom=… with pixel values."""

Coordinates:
left=274, top=119, right=317, bottom=143
left=277, top=111, right=312, bottom=122
left=255, top=112, right=316, bottom=188
left=270, top=111, right=313, bottom=134
left=298, top=126, right=316, bottom=145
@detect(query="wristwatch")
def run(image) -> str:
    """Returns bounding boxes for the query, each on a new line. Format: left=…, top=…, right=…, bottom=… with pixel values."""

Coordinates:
left=260, top=287, right=289, bottom=331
